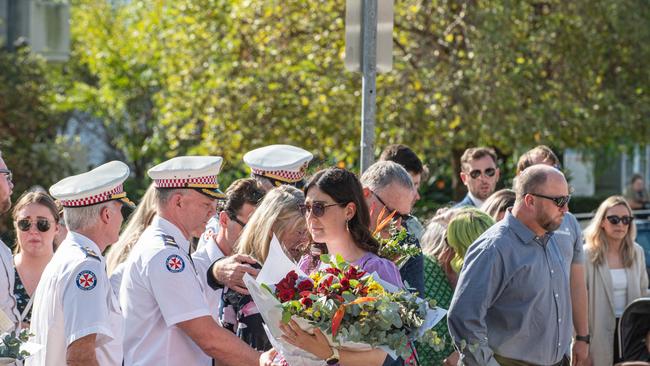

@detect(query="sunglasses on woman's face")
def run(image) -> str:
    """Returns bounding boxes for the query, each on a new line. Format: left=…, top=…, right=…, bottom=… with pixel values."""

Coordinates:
left=298, top=202, right=340, bottom=217
left=605, top=215, right=634, bottom=226
left=16, top=218, right=52, bottom=232
left=468, top=168, right=496, bottom=179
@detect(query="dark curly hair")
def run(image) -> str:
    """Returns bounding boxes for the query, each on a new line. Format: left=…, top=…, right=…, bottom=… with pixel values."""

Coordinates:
left=305, top=168, right=380, bottom=258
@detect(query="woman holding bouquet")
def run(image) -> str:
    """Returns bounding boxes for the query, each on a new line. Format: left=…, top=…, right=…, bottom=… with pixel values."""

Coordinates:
left=280, top=168, right=407, bottom=365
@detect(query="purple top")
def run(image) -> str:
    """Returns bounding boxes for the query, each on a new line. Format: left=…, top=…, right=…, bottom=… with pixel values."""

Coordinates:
left=298, top=252, right=404, bottom=289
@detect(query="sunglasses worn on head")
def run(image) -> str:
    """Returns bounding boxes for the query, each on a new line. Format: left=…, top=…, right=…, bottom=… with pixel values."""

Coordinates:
left=299, top=202, right=341, bottom=217
left=528, top=193, right=571, bottom=207
left=372, top=191, right=410, bottom=222
left=606, top=215, right=634, bottom=226
left=468, top=168, right=496, bottom=179
left=17, top=218, right=51, bottom=232
left=0, top=169, right=12, bottom=183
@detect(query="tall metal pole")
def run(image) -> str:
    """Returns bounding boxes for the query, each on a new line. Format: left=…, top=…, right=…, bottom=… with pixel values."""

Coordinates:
left=360, top=0, right=377, bottom=173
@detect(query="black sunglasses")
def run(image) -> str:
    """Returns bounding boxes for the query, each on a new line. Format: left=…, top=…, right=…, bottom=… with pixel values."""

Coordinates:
left=299, top=202, right=341, bottom=217
left=372, top=191, right=410, bottom=222
left=528, top=193, right=571, bottom=208
left=17, top=218, right=52, bottom=232
left=606, top=215, right=634, bottom=226
left=468, top=168, right=496, bottom=179
left=0, top=169, right=12, bottom=183
left=227, top=211, right=247, bottom=228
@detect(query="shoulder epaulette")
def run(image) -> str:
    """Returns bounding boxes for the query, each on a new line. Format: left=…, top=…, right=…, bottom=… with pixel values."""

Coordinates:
left=80, top=246, right=101, bottom=261
left=161, top=234, right=179, bottom=248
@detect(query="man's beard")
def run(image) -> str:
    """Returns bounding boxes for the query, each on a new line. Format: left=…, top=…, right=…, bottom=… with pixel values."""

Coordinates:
left=0, top=197, right=11, bottom=215
left=537, top=209, right=563, bottom=233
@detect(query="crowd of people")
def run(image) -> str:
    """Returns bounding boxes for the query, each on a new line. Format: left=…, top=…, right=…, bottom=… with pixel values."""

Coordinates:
left=0, top=142, right=648, bottom=366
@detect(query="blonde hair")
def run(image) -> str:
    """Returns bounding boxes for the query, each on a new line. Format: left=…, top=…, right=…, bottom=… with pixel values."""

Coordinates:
left=235, top=185, right=305, bottom=264
left=106, top=184, right=158, bottom=274
left=584, top=196, right=637, bottom=267
left=421, top=207, right=460, bottom=258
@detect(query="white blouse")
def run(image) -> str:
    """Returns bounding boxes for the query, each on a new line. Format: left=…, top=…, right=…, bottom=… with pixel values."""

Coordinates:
left=610, top=268, right=628, bottom=317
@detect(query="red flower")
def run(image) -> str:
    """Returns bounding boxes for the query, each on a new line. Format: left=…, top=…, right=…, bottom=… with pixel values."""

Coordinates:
left=325, top=267, right=342, bottom=275
left=345, top=266, right=365, bottom=280
left=300, top=297, right=313, bottom=308
left=286, top=271, right=298, bottom=284
left=318, top=276, right=335, bottom=294
left=297, top=280, right=313, bottom=292
left=340, top=278, right=350, bottom=291
left=278, top=288, right=296, bottom=302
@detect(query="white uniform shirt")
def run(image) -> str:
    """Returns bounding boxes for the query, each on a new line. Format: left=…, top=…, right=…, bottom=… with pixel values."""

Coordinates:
left=120, top=216, right=212, bottom=366
left=195, top=215, right=220, bottom=252
left=108, top=262, right=126, bottom=303
left=27, top=232, right=123, bottom=366
left=192, top=238, right=225, bottom=322
left=0, top=239, right=19, bottom=331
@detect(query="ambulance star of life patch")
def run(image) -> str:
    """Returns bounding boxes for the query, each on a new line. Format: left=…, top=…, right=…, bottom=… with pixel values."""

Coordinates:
left=76, top=270, right=97, bottom=291
left=166, top=254, right=185, bottom=273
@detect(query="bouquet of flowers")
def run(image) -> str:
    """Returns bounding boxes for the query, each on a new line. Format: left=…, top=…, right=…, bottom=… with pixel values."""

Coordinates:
left=0, top=329, right=35, bottom=365
left=262, top=254, right=443, bottom=360
left=373, top=208, right=421, bottom=268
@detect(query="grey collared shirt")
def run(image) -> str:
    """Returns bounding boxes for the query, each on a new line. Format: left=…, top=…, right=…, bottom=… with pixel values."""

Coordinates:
left=447, top=211, right=572, bottom=366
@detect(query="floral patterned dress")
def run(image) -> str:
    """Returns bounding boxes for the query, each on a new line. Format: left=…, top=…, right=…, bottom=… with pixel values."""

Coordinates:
left=416, top=255, right=455, bottom=365
left=14, top=269, right=32, bottom=323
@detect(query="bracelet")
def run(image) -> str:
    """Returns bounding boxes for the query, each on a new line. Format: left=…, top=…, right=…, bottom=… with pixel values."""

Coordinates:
left=325, top=347, right=340, bottom=365
left=575, top=334, right=590, bottom=344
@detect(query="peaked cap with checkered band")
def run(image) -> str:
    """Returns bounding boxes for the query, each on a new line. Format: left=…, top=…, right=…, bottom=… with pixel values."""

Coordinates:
left=50, top=161, right=134, bottom=208
left=243, top=144, right=313, bottom=184
left=148, top=156, right=225, bottom=199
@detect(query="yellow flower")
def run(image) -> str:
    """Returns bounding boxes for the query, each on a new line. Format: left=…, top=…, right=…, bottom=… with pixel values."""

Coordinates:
left=310, top=272, right=322, bottom=283
left=367, top=281, right=385, bottom=295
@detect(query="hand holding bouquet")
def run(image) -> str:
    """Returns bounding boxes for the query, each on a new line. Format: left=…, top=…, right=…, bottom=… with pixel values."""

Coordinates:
left=263, top=254, right=443, bottom=360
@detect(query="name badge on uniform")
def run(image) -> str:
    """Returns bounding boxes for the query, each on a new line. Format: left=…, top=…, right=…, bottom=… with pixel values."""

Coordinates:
left=166, top=254, right=185, bottom=273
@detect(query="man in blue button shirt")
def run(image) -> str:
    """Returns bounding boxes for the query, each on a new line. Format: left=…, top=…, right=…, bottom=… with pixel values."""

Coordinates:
left=448, top=164, right=572, bottom=366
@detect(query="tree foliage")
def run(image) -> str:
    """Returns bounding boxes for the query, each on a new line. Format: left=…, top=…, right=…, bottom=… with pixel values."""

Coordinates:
left=0, top=47, right=75, bottom=235
left=54, top=0, right=650, bottom=197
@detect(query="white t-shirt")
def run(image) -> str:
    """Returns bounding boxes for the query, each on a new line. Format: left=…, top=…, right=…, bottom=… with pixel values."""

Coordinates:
left=27, top=232, right=123, bottom=366
left=610, top=268, right=628, bottom=317
left=119, top=216, right=212, bottom=366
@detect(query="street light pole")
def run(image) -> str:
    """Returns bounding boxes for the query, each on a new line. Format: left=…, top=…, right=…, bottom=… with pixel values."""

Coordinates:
left=359, top=0, right=377, bottom=173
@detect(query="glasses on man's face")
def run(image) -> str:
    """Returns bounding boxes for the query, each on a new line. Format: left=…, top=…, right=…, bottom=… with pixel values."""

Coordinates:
left=606, top=215, right=634, bottom=226
left=528, top=193, right=571, bottom=208
left=227, top=211, right=247, bottom=228
left=0, top=169, right=12, bottom=183
left=298, top=202, right=341, bottom=218
left=468, top=168, right=496, bottom=179
left=372, top=191, right=410, bottom=222
left=16, top=218, right=52, bottom=232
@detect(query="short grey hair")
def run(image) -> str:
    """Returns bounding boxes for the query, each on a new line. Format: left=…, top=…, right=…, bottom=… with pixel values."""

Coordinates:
left=64, top=201, right=112, bottom=231
left=360, top=161, right=414, bottom=193
left=155, top=188, right=186, bottom=206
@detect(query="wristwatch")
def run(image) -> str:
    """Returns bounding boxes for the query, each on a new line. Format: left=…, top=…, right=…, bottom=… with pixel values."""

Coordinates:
left=575, top=334, right=590, bottom=344
left=325, top=347, right=340, bottom=365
